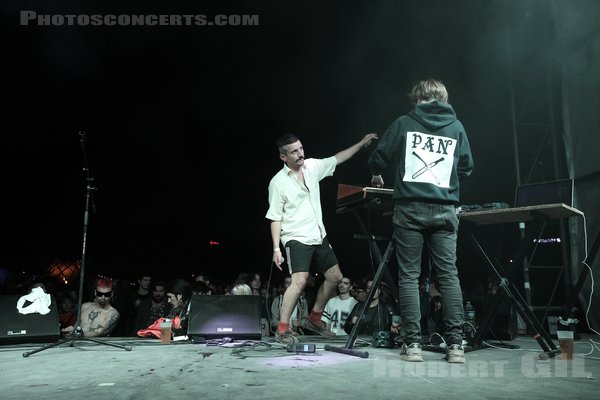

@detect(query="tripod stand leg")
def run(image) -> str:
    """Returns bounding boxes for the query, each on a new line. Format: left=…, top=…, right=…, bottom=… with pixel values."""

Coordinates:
left=23, top=332, right=132, bottom=357
left=325, top=241, right=395, bottom=358
left=80, top=337, right=132, bottom=351
left=23, top=337, right=74, bottom=357
left=506, top=282, right=560, bottom=358
left=324, top=344, right=368, bottom=358
left=470, top=288, right=507, bottom=347
left=465, top=228, right=559, bottom=356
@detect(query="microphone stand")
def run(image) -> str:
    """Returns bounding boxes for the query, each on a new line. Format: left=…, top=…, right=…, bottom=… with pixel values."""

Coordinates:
left=23, top=132, right=132, bottom=357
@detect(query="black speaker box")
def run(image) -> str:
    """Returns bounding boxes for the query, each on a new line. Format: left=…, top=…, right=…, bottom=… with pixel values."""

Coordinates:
left=0, top=294, right=60, bottom=344
left=187, top=295, right=261, bottom=340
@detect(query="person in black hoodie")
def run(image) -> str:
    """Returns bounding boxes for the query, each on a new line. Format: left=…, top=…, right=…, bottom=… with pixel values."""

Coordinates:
left=368, top=79, right=474, bottom=363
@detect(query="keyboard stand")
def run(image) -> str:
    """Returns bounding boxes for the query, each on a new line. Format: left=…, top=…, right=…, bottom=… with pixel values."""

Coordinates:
left=324, top=204, right=397, bottom=358
left=458, top=203, right=583, bottom=359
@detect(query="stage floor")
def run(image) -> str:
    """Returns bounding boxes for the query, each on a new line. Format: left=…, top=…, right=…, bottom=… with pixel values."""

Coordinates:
left=1, top=334, right=598, bottom=400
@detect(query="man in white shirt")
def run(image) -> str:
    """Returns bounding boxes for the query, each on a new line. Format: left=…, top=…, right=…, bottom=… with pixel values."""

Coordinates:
left=322, top=277, right=358, bottom=336
left=266, top=132, right=378, bottom=343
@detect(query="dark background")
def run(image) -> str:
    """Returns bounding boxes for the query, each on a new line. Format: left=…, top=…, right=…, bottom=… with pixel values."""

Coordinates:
left=0, top=1, right=579, bottom=290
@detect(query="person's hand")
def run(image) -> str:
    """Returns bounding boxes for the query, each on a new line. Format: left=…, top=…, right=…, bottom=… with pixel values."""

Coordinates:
left=61, top=325, right=74, bottom=337
left=361, top=133, right=379, bottom=148
left=272, top=248, right=285, bottom=271
left=371, top=174, right=384, bottom=188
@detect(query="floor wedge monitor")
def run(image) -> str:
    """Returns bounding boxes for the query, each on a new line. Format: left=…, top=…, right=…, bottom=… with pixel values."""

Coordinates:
left=187, top=295, right=262, bottom=340
left=0, top=294, right=60, bottom=344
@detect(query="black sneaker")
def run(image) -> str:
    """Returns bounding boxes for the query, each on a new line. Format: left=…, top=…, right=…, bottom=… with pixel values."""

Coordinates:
left=301, top=319, right=336, bottom=338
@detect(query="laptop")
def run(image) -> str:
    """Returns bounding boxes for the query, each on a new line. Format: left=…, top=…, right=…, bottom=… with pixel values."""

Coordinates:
left=514, top=178, right=574, bottom=208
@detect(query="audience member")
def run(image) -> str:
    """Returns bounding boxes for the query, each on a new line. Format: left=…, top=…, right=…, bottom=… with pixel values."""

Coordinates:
left=322, top=277, right=358, bottom=336
left=270, top=276, right=308, bottom=334
left=231, top=272, right=253, bottom=295
left=122, top=274, right=152, bottom=335
left=132, top=280, right=172, bottom=334
left=133, top=275, right=152, bottom=307
left=57, top=293, right=77, bottom=332
left=61, top=277, right=120, bottom=337
left=231, top=283, right=252, bottom=295
left=165, top=278, right=193, bottom=336
left=249, top=272, right=262, bottom=295
left=344, top=280, right=397, bottom=339
left=249, top=271, right=271, bottom=321
left=110, top=276, right=134, bottom=336
left=352, top=280, right=369, bottom=303
left=194, top=273, right=211, bottom=285
left=192, top=280, right=212, bottom=295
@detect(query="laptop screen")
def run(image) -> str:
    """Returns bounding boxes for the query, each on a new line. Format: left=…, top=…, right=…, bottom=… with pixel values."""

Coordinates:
left=514, top=178, right=574, bottom=207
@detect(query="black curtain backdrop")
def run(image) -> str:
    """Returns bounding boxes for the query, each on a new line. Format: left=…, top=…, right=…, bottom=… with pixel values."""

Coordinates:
left=1, top=1, right=599, bottom=307
left=553, top=0, right=600, bottom=333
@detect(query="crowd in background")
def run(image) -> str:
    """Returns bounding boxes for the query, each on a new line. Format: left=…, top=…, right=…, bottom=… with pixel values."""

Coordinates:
left=1, top=269, right=450, bottom=342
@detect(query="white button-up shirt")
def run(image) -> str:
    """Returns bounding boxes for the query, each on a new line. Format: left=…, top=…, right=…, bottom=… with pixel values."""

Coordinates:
left=266, top=157, right=337, bottom=246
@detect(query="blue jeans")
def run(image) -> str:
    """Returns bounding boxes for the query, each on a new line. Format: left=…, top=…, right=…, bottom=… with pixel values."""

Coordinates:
left=393, top=201, right=464, bottom=345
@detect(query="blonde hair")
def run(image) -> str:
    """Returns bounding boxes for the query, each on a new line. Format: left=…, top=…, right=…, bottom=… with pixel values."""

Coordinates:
left=231, top=283, right=252, bottom=295
left=408, top=79, right=448, bottom=105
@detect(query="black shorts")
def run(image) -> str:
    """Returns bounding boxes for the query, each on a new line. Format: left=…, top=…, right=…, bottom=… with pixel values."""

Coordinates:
left=284, top=237, right=339, bottom=274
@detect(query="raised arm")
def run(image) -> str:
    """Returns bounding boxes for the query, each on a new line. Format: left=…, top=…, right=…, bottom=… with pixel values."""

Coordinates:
left=334, top=133, right=378, bottom=166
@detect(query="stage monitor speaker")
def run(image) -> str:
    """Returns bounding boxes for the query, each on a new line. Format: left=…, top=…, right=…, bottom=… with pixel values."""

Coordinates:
left=0, top=294, right=60, bottom=344
left=188, top=295, right=261, bottom=340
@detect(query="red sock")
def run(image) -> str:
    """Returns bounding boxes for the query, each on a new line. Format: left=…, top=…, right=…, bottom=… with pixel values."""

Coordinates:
left=277, top=321, right=290, bottom=334
left=309, top=311, right=323, bottom=326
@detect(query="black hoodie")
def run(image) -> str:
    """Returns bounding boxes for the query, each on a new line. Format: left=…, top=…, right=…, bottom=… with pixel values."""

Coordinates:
left=368, top=100, right=474, bottom=204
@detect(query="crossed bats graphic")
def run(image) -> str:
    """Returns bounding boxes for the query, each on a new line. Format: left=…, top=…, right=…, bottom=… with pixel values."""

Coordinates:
left=411, top=151, right=444, bottom=184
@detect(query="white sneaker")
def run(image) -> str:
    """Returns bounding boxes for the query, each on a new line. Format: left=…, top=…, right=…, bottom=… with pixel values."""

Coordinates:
left=400, top=343, right=423, bottom=362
